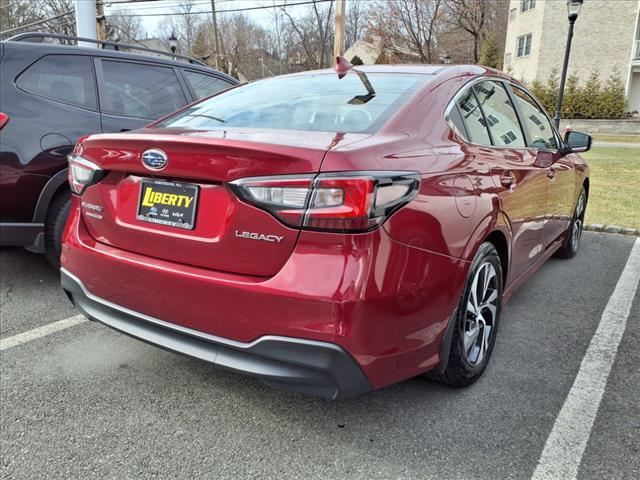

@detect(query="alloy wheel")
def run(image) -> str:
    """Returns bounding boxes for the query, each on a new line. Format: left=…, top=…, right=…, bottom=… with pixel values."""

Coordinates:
left=463, top=262, right=499, bottom=366
left=571, top=191, right=586, bottom=251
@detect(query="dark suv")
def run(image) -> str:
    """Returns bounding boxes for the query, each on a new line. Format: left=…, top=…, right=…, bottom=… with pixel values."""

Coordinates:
left=0, top=33, right=237, bottom=266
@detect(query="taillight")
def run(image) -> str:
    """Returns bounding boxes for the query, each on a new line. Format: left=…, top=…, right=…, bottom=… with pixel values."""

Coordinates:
left=230, top=172, right=420, bottom=233
left=67, top=154, right=105, bottom=194
left=0, top=113, right=9, bottom=131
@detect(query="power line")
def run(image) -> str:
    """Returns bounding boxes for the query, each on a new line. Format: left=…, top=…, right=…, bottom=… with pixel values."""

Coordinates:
left=107, top=0, right=238, bottom=11
left=107, top=0, right=333, bottom=17
left=107, top=0, right=215, bottom=12
left=0, top=10, right=73, bottom=37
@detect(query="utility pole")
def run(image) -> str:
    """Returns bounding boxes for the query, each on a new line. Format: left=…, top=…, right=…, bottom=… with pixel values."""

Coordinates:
left=74, top=0, right=97, bottom=48
left=333, top=0, right=346, bottom=60
left=211, top=0, right=220, bottom=70
left=96, top=0, right=106, bottom=43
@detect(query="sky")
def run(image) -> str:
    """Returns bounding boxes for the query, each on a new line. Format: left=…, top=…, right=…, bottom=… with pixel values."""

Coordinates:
left=103, top=0, right=301, bottom=38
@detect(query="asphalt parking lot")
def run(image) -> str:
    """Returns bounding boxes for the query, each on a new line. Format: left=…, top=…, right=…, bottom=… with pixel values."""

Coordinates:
left=1, top=232, right=639, bottom=480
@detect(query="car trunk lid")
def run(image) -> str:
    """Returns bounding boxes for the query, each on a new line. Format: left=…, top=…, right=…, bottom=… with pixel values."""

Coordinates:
left=76, top=128, right=368, bottom=276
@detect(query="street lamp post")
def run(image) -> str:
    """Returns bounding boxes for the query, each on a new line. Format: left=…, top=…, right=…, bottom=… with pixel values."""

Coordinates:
left=553, top=0, right=584, bottom=129
left=169, top=32, right=178, bottom=56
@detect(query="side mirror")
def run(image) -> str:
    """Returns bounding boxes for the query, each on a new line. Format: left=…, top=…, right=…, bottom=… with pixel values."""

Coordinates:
left=563, top=131, right=592, bottom=153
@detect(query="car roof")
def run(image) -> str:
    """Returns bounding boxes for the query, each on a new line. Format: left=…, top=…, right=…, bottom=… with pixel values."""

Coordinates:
left=276, top=64, right=511, bottom=82
left=2, top=39, right=237, bottom=83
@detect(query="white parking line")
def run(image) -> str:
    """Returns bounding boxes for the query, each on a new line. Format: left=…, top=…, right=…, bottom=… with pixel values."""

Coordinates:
left=0, top=315, right=87, bottom=351
left=531, top=238, right=640, bottom=480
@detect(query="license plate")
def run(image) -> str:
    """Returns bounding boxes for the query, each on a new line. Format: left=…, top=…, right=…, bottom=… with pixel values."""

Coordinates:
left=137, top=179, right=199, bottom=230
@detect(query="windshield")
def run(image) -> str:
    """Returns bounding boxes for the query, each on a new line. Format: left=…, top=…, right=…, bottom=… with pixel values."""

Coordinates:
left=157, top=73, right=431, bottom=134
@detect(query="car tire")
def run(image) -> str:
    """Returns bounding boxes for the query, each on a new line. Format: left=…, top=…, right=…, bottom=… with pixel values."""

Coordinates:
left=555, top=186, right=587, bottom=259
left=44, top=190, right=71, bottom=269
left=429, top=242, right=503, bottom=387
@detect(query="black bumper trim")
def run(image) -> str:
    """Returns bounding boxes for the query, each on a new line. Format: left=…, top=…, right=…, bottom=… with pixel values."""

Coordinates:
left=61, top=268, right=371, bottom=399
left=0, top=222, right=44, bottom=251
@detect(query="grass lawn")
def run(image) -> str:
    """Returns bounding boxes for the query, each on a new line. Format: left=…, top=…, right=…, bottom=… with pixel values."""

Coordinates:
left=592, top=134, right=640, bottom=143
left=582, top=146, right=640, bottom=228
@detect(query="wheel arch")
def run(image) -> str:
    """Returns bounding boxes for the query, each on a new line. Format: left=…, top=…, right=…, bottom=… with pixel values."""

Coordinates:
left=33, top=168, right=69, bottom=223
left=462, top=210, right=512, bottom=288
left=484, top=230, right=509, bottom=287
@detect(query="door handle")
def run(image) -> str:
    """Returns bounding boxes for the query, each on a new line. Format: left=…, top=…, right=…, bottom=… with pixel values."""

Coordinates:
left=500, top=170, right=516, bottom=188
left=547, top=168, right=556, bottom=180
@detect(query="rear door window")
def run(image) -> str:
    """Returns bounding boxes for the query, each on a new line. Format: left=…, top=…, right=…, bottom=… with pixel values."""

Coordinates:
left=473, top=81, right=525, bottom=148
left=183, top=70, right=232, bottom=99
left=99, top=60, right=187, bottom=119
left=455, top=88, right=492, bottom=145
left=511, top=86, right=559, bottom=150
left=17, top=55, right=97, bottom=109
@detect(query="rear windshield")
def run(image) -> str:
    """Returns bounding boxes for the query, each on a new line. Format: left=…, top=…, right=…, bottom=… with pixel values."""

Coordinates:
left=157, top=73, right=431, bottom=134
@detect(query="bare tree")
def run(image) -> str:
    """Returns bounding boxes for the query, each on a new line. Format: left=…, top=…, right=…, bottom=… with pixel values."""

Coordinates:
left=157, top=1, right=202, bottom=55
left=267, top=0, right=286, bottom=74
left=106, top=10, right=142, bottom=43
left=345, top=0, right=367, bottom=50
left=0, top=0, right=74, bottom=39
left=444, top=0, right=502, bottom=63
left=217, top=13, right=272, bottom=79
left=281, top=0, right=335, bottom=69
left=39, top=0, right=75, bottom=36
left=0, top=0, right=41, bottom=34
left=371, top=0, right=442, bottom=64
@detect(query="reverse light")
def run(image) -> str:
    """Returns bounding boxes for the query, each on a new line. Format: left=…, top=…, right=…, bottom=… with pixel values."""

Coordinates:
left=68, top=154, right=104, bottom=194
left=230, top=172, right=420, bottom=233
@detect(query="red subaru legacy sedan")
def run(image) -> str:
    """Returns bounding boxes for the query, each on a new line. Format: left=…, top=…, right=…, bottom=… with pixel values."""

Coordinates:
left=61, top=64, right=590, bottom=399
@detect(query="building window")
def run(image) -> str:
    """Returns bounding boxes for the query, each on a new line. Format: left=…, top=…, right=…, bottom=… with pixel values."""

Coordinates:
left=509, top=8, right=517, bottom=20
left=516, top=34, right=532, bottom=58
left=521, top=0, right=536, bottom=12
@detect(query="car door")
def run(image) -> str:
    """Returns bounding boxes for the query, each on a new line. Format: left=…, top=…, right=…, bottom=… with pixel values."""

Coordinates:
left=3, top=53, right=102, bottom=222
left=468, top=80, right=549, bottom=282
left=95, top=58, right=190, bottom=133
left=509, top=84, right=576, bottom=246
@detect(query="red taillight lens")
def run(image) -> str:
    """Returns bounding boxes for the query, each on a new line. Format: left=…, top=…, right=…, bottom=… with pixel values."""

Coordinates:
left=0, top=113, right=9, bottom=131
left=305, top=176, right=377, bottom=231
left=230, top=172, right=420, bottom=233
left=68, top=154, right=105, bottom=195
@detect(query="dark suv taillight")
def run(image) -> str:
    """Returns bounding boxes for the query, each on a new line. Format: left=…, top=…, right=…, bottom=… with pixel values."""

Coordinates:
left=0, top=112, right=9, bottom=131
left=230, top=172, right=420, bottom=233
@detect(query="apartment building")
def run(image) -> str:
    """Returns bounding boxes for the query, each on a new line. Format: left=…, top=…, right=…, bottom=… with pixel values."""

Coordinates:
left=503, top=0, right=640, bottom=114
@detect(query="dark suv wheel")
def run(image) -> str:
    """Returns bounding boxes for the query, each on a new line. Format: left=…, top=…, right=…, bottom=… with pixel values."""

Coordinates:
left=44, top=191, right=71, bottom=268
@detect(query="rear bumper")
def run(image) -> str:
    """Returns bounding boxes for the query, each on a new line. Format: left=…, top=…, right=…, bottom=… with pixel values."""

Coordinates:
left=61, top=268, right=371, bottom=399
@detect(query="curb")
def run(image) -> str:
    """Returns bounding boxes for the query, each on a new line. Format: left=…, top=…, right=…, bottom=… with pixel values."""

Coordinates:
left=584, top=224, right=640, bottom=236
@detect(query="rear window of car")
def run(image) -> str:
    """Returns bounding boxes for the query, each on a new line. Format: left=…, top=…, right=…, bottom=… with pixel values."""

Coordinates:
left=16, top=55, right=97, bottom=109
left=157, top=73, right=431, bottom=134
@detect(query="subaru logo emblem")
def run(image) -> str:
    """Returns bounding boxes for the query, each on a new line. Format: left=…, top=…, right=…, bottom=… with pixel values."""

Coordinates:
left=141, top=149, right=168, bottom=170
